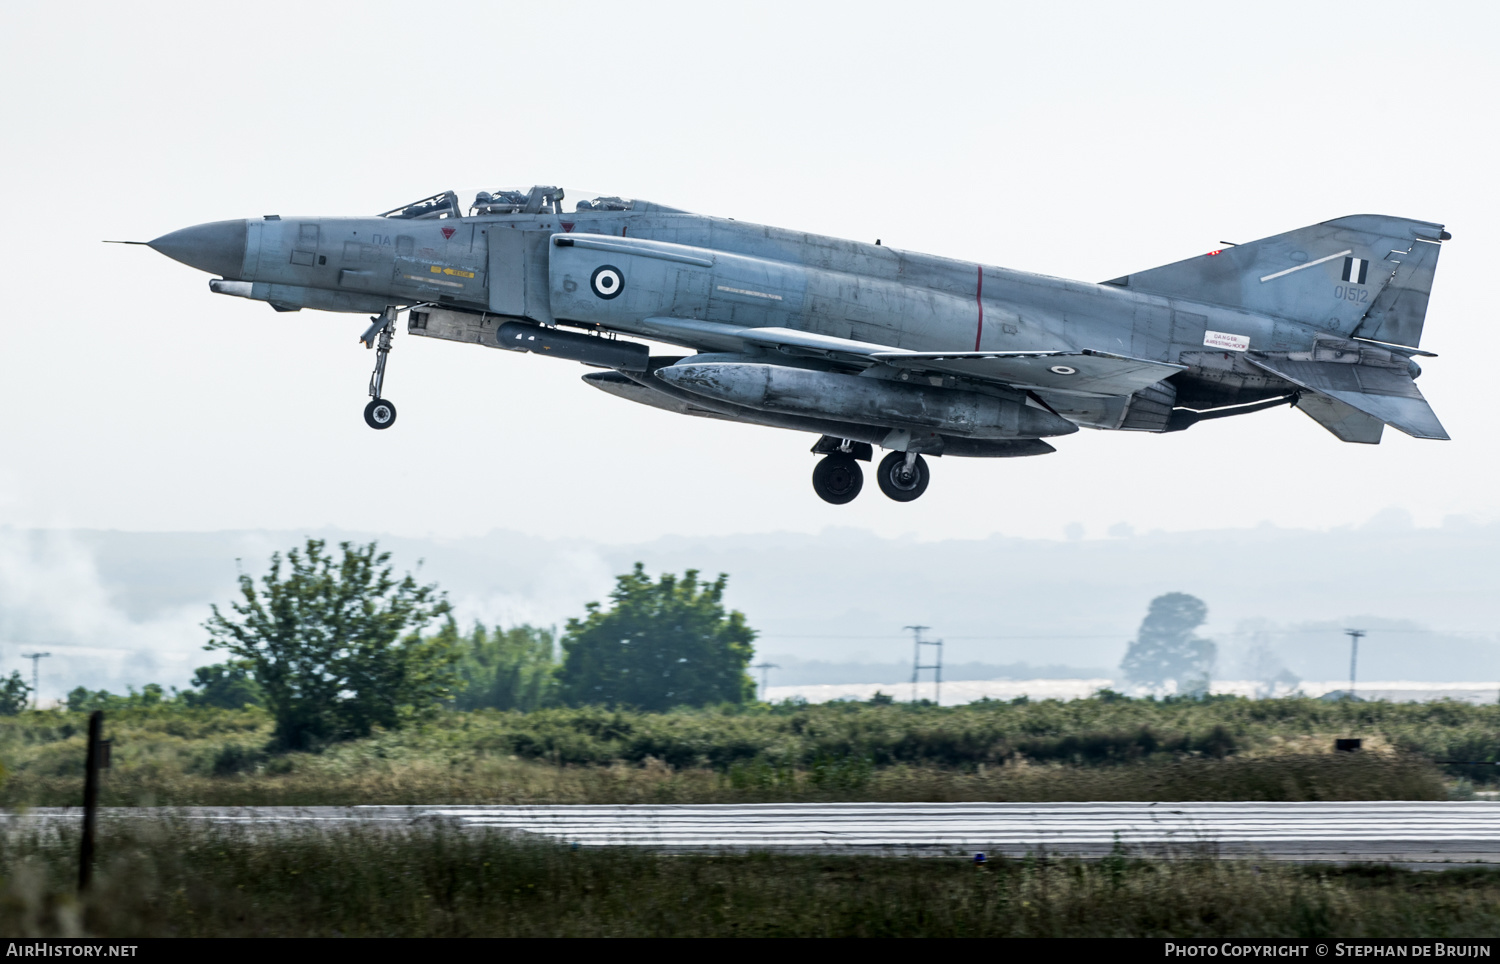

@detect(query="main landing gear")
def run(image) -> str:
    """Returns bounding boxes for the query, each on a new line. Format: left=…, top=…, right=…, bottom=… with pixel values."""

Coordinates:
left=812, top=453, right=863, bottom=504
left=810, top=437, right=931, bottom=504
left=875, top=450, right=930, bottom=502
left=361, top=308, right=398, bottom=430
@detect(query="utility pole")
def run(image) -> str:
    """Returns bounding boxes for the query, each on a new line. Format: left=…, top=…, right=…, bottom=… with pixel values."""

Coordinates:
left=20, top=652, right=50, bottom=709
left=905, top=625, right=943, bottom=704
left=752, top=661, right=779, bottom=701
left=1344, top=629, right=1365, bottom=701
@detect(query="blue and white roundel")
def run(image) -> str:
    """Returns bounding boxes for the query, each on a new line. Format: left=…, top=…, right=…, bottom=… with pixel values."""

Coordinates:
left=590, top=265, right=624, bottom=300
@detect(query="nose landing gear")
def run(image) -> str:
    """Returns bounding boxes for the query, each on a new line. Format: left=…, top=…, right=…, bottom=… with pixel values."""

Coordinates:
left=361, top=308, right=398, bottom=430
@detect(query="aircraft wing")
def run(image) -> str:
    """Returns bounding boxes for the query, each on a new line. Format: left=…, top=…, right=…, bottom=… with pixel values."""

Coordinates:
left=636, top=318, right=1182, bottom=397
left=1246, top=353, right=1448, bottom=440
left=868, top=349, right=1185, bottom=396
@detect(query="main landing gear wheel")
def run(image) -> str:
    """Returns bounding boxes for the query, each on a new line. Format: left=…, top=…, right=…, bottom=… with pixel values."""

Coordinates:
left=364, top=398, right=397, bottom=430
left=876, top=451, right=929, bottom=502
left=812, top=454, right=863, bottom=505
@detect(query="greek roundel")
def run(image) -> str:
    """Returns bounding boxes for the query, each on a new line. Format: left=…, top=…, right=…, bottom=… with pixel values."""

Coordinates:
left=1342, top=256, right=1369, bottom=285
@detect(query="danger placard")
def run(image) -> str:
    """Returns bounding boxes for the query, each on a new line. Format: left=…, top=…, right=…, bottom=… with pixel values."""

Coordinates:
left=1204, top=330, right=1250, bottom=352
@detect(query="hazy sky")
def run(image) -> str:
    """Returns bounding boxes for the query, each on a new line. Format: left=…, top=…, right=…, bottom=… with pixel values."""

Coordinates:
left=2, top=2, right=1496, bottom=543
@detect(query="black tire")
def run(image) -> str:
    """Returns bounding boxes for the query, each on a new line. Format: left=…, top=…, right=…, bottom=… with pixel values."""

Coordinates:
left=364, top=398, right=397, bottom=430
left=876, top=451, right=929, bottom=502
left=812, top=454, right=863, bottom=505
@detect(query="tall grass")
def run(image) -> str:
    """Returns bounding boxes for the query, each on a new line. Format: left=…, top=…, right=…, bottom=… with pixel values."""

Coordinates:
left=0, top=694, right=1484, bottom=807
left=3, top=821, right=1498, bottom=937
left=0, top=752, right=1446, bottom=807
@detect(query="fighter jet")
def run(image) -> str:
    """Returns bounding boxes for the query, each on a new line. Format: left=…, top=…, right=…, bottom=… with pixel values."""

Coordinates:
left=142, top=186, right=1449, bottom=503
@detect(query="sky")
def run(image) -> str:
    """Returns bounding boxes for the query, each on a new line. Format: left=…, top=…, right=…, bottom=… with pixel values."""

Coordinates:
left=1, top=1, right=1497, bottom=546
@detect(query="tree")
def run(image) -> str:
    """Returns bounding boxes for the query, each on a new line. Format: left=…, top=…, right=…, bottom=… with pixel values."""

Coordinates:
left=1120, top=592, right=1217, bottom=695
left=182, top=661, right=264, bottom=709
left=444, top=619, right=557, bottom=712
left=204, top=539, right=454, bottom=749
left=66, top=684, right=165, bottom=712
left=557, top=564, right=756, bottom=711
left=0, top=671, right=31, bottom=715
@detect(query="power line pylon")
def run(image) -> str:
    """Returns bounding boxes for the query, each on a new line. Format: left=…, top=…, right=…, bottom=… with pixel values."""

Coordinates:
left=752, top=661, right=779, bottom=701
left=20, top=652, right=50, bottom=710
left=1344, top=629, right=1365, bottom=701
left=905, top=626, right=942, bottom=704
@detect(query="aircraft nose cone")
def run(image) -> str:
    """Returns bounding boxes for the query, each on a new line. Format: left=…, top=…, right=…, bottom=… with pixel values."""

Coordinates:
left=148, top=220, right=248, bottom=278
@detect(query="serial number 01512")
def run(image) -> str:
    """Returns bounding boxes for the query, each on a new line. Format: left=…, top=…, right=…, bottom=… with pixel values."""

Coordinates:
left=1334, top=285, right=1370, bottom=303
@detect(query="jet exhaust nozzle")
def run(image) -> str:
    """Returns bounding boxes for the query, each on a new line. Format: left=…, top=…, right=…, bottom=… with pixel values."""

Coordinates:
left=656, top=362, right=1078, bottom=438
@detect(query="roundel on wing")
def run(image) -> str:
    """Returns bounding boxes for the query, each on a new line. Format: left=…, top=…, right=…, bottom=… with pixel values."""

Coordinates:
left=590, top=265, right=625, bottom=300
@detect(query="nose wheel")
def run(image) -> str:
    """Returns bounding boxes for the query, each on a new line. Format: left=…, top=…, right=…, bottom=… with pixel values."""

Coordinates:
left=361, top=308, right=398, bottom=430
left=876, top=450, right=929, bottom=502
left=364, top=398, right=397, bottom=429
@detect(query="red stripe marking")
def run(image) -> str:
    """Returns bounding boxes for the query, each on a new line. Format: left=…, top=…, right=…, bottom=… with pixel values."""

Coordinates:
left=974, top=265, right=985, bottom=350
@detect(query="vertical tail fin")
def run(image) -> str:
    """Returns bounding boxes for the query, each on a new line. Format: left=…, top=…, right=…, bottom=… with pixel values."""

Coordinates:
left=1108, top=215, right=1447, bottom=349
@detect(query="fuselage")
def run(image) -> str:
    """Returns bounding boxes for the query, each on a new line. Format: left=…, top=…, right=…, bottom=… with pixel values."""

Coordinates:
left=164, top=200, right=1315, bottom=430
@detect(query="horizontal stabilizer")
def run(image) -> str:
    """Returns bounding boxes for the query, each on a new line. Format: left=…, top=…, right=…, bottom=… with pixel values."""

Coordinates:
left=1295, top=394, right=1385, bottom=444
left=1248, top=350, right=1448, bottom=440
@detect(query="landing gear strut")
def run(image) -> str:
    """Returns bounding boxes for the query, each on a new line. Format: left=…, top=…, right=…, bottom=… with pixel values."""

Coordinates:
left=361, top=308, right=398, bottom=430
left=876, top=450, right=929, bottom=502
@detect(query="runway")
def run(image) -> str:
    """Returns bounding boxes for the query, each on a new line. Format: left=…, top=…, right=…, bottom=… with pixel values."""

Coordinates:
left=7, top=801, right=1500, bottom=865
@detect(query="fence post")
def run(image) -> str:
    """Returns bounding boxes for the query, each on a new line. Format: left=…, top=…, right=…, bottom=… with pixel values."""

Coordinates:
left=78, top=710, right=102, bottom=892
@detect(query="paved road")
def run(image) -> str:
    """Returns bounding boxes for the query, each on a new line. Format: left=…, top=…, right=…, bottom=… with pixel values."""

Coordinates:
left=7, top=802, right=1499, bottom=864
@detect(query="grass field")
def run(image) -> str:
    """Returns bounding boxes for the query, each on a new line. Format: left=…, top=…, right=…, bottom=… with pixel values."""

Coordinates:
left=2, top=694, right=1493, bottom=806
left=4, top=696, right=1497, bottom=938
left=4, top=822, right=1499, bottom=938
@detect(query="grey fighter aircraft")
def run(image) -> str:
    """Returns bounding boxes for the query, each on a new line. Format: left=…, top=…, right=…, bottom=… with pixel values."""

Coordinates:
left=141, top=186, right=1449, bottom=503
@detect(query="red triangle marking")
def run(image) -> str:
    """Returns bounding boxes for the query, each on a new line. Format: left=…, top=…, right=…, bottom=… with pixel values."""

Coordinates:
left=560, top=222, right=575, bottom=233
left=441, top=227, right=455, bottom=239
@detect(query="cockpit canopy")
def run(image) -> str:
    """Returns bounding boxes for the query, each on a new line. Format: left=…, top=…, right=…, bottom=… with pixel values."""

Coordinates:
left=380, top=186, right=684, bottom=220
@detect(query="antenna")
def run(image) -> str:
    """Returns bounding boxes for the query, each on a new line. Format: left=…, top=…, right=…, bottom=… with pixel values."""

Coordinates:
left=905, top=626, right=942, bottom=704
left=20, top=652, right=51, bottom=710
left=1344, top=629, right=1365, bottom=701
left=751, top=660, right=779, bottom=701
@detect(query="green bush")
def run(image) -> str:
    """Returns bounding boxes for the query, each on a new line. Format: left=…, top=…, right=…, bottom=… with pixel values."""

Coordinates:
left=0, top=672, right=30, bottom=716
left=444, top=620, right=556, bottom=712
